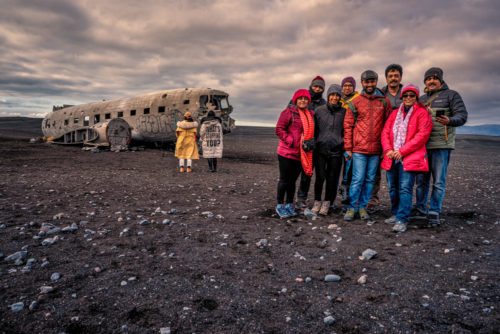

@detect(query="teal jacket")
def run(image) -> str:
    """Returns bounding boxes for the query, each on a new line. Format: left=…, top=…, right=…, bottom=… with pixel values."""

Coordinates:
left=420, top=83, right=467, bottom=150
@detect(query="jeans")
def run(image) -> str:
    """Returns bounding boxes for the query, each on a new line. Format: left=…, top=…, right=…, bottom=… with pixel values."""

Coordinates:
left=314, top=154, right=343, bottom=202
left=348, top=153, right=380, bottom=210
left=415, top=149, right=451, bottom=214
left=386, top=161, right=417, bottom=223
left=277, top=155, right=302, bottom=204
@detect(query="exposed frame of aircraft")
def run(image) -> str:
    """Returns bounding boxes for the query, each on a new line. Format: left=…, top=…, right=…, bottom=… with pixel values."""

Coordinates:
left=42, top=88, right=235, bottom=147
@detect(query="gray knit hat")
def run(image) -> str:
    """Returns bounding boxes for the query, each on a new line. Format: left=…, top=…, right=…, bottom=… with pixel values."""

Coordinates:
left=310, top=75, right=325, bottom=89
left=327, top=84, right=342, bottom=98
left=361, top=70, right=378, bottom=81
left=424, top=67, right=444, bottom=83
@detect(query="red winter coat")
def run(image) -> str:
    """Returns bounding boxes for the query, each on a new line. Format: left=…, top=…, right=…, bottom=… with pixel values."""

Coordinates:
left=343, top=89, right=392, bottom=154
left=381, top=102, right=433, bottom=172
left=276, top=106, right=314, bottom=160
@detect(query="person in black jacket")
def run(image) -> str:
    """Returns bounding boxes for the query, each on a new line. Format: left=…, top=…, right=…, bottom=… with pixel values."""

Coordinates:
left=311, top=84, right=345, bottom=215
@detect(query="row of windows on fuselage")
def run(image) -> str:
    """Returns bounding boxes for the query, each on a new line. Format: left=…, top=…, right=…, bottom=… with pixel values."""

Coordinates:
left=60, top=106, right=171, bottom=127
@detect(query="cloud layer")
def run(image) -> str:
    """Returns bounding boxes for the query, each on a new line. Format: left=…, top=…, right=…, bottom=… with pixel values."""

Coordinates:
left=0, top=0, right=499, bottom=125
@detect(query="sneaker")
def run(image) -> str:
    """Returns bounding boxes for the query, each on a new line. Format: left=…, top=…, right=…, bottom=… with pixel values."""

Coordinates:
left=311, top=201, right=321, bottom=214
left=384, top=215, right=397, bottom=225
left=276, top=204, right=290, bottom=219
left=179, top=167, right=185, bottom=173
left=319, top=201, right=330, bottom=216
left=428, top=212, right=440, bottom=227
left=392, top=221, right=407, bottom=233
left=344, top=208, right=356, bottom=221
left=359, top=208, right=370, bottom=220
left=186, top=167, right=192, bottom=173
left=295, top=201, right=308, bottom=210
left=410, top=207, right=427, bottom=221
left=285, top=203, right=298, bottom=217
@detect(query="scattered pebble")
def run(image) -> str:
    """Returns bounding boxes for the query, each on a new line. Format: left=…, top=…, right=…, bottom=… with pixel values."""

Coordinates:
left=5, top=251, right=28, bottom=262
left=323, top=315, right=335, bottom=325
left=361, top=249, right=378, bottom=260
left=40, top=286, right=54, bottom=294
left=10, top=302, right=24, bottom=312
left=471, top=275, right=478, bottom=281
left=357, top=274, right=367, bottom=284
left=324, top=274, right=341, bottom=282
left=120, top=281, right=127, bottom=286
left=50, top=273, right=61, bottom=281
left=160, top=327, right=171, bottom=334
left=29, top=301, right=38, bottom=311
left=256, top=239, right=268, bottom=247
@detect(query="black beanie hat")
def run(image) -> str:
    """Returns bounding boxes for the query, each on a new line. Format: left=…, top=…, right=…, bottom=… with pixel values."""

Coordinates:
left=424, top=67, right=444, bottom=83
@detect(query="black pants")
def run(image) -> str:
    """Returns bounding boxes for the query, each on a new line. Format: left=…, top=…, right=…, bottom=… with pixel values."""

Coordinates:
left=296, top=170, right=311, bottom=202
left=277, top=155, right=302, bottom=204
left=314, top=154, right=343, bottom=202
left=207, top=158, right=217, bottom=171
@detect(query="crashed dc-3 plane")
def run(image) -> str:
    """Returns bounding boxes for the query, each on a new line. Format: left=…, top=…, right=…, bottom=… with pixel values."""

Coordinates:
left=42, top=88, right=235, bottom=148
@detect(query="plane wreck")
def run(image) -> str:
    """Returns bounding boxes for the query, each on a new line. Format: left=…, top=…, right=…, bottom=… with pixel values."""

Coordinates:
left=42, top=88, right=235, bottom=148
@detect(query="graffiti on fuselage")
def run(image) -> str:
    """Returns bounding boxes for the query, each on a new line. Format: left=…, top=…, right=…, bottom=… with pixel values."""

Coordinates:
left=135, top=114, right=177, bottom=138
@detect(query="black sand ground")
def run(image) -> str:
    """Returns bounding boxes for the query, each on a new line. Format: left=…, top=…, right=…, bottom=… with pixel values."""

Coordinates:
left=0, top=117, right=498, bottom=333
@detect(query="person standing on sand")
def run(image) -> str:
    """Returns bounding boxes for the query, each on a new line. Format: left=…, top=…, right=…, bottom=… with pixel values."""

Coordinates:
left=311, top=84, right=345, bottom=216
left=412, top=67, right=468, bottom=226
left=343, top=70, right=392, bottom=222
left=367, top=64, right=405, bottom=213
left=275, top=89, right=315, bottom=219
left=199, top=110, right=223, bottom=172
left=381, top=84, right=433, bottom=233
left=175, top=112, right=199, bottom=173
left=286, top=76, right=326, bottom=210
left=338, top=76, right=359, bottom=207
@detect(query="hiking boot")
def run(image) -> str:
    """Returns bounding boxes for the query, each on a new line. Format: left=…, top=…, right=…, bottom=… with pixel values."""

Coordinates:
left=186, top=167, right=192, bottom=173
left=428, top=212, right=441, bottom=227
left=285, top=203, right=298, bottom=217
left=392, top=221, right=407, bottom=233
left=276, top=204, right=290, bottom=219
left=319, top=201, right=330, bottom=216
left=366, top=205, right=378, bottom=214
left=311, top=201, right=321, bottom=214
left=344, top=208, right=356, bottom=221
left=179, top=167, right=185, bottom=173
left=384, top=215, right=397, bottom=225
left=295, top=201, right=308, bottom=211
left=410, top=207, right=427, bottom=221
left=359, top=208, right=370, bottom=220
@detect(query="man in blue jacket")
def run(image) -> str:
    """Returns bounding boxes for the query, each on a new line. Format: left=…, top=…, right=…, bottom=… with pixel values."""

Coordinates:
left=413, top=67, right=468, bottom=226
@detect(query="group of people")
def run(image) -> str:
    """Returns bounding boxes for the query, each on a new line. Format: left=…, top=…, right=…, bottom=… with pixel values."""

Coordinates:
left=174, top=110, right=224, bottom=173
left=275, top=65, right=468, bottom=233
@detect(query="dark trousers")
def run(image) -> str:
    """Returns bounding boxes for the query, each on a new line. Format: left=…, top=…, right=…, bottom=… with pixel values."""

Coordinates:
left=314, top=154, right=343, bottom=202
left=277, top=155, right=302, bottom=204
left=207, top=158, right=217, bottom=171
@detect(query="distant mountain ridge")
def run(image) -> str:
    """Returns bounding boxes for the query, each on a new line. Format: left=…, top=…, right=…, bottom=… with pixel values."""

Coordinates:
left=457, top=124, right=500, bottom=136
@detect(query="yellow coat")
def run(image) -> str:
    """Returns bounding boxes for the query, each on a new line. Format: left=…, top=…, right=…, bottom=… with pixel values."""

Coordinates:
left=341, top=91, right=360, bottom=109
left=175, top=121, right=199, bottom=159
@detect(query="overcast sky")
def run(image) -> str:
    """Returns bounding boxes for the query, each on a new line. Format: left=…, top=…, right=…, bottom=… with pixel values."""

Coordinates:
left=0, top=0, right=499, bottom=126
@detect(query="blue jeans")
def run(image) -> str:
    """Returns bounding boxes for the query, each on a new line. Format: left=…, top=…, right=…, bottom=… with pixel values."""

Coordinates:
left=386, top=161, right=416, bottom=223
left=348, top=153, right=380, bottom=210
left=415, top=149, right=451, bottom=214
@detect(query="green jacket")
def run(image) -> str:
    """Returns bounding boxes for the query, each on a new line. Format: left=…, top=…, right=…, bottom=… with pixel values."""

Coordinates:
left=420, top=83, right=467, bottom=150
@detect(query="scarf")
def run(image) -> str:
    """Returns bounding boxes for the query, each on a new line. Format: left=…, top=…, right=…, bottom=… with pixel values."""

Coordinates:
left=298, top=108, right=314, bottom=176
left=392, top=104, right=414, bottom=154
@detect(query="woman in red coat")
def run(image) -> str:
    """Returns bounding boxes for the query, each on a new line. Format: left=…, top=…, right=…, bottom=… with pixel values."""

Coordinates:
left=275, top=89, right=315, bottom=218
left=381, top=84, right=433, bottom=232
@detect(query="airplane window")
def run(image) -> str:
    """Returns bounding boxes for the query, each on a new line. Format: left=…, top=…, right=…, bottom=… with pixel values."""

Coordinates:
left=144, top=108, right=150, bottom=114
left=118, top=112, right=123, bottom=117
left=74, top=118, right=79, bottom=124
left=220, top=97, right=229, bottom=109
left=183, top=100, right=190, bottom=105
left=64, top=119, right=69, bottom=125
left=162, top=94, right=167, bottom=99
left=105, top=113, right=111, bottom=119
left=130, top=110, right=136, bottom=116
left=199, top=95, right=208, bottom=107
left=158, top=106, right=165, bottom=113
left=52, top=120, right=56, bottom=127
left=94, top=115, right=100, bottom=124
left=84, top=116, right=90, bottom=126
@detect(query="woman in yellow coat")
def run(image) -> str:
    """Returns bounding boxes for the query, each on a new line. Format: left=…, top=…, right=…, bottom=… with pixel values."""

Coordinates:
left=175, top=112, right=199, bottom=173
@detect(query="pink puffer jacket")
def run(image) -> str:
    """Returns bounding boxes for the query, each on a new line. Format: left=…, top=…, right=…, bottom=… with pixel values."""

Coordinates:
left=275, top=106, right=314, bottom=160
left=381, top=102, right=433, bottom=172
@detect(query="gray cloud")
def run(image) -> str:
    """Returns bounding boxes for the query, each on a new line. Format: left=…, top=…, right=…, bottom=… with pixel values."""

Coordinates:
left=0, top=0, right=499, bottom=125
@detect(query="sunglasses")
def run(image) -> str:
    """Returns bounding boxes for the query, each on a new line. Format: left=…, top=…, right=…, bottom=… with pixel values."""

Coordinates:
left=402, top=94, right=417, bottom=99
